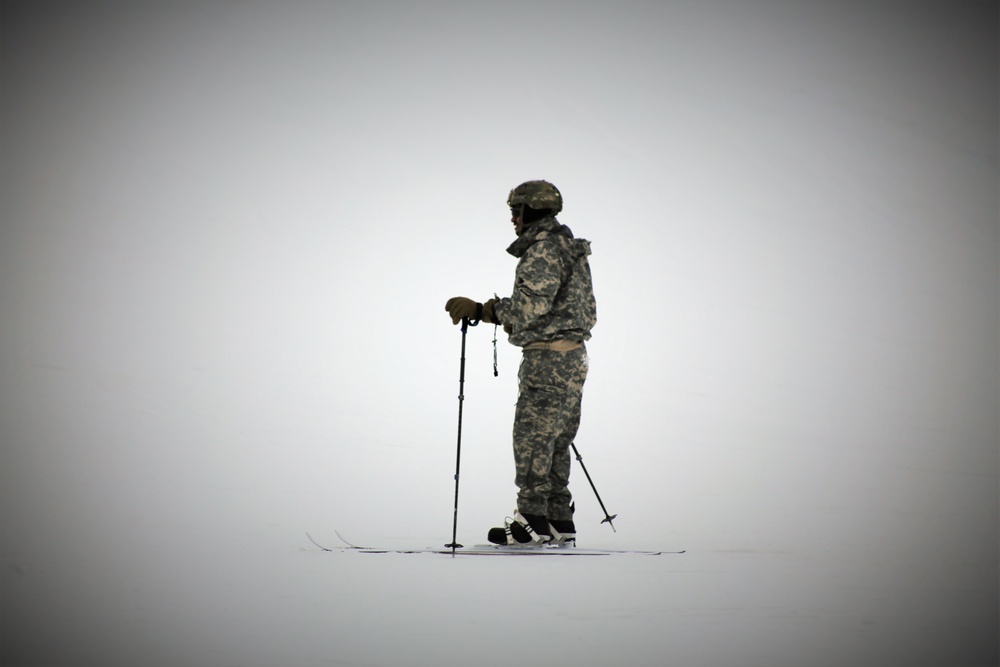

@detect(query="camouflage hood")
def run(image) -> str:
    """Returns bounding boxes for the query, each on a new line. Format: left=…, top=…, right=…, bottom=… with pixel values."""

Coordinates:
left=506, top=217, right=590, bottom=261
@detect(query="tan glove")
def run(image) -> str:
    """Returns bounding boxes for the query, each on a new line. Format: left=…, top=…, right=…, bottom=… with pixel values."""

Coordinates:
left=445, top=297, right=501, bottom=325
left=445, top=297, right=479, bottom=325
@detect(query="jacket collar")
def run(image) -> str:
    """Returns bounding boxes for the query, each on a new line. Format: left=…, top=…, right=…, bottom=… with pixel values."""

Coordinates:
left=506, top=216, right=570, bottom=258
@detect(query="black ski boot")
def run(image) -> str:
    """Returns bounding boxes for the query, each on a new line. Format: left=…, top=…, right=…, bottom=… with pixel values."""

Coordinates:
left=548, top=503, right=576, bottom=546
left=548, top=519, right=576, bottom=546
left=488, top=511, right=552, bottom=546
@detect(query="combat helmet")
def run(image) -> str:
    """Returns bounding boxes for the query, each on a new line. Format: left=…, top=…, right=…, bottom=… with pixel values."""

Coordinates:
left=507, top=180, right=562, bottom=215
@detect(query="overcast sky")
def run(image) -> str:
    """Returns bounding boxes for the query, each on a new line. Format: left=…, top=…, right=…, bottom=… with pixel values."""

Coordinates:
left=1, top=0, right=996, bottom=600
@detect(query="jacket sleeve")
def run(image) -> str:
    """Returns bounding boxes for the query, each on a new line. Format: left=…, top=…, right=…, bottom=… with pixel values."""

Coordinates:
left=493, top=241, right=564, bottom=331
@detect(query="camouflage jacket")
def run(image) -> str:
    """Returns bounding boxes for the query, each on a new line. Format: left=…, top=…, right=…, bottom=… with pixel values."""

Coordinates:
left=493, top=217, right=597, bottom=347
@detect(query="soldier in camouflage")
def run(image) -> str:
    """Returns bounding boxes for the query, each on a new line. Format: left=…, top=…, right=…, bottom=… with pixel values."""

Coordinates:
left=445, top=180, right=597, bottom=546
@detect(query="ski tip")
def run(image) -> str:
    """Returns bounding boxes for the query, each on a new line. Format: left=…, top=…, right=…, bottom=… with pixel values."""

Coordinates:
left=306, top=532, right=333, bottom=551
left=334, top=530, right=362, bottom=549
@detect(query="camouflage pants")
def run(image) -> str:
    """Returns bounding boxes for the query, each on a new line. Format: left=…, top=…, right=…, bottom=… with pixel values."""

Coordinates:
left=512, top=345, right=588, bottom=521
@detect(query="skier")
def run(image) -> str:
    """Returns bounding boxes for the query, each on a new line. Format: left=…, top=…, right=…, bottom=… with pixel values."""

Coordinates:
left=445, top=180, right=597, bottom=546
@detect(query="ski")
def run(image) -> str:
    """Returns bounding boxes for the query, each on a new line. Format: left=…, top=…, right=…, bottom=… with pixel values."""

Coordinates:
left=306, top=533, right=683, bottom=556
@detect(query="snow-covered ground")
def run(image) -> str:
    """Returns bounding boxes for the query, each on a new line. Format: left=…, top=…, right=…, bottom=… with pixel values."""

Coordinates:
left=3, top=527, right=995, bottom=667
left=2, top=3, right=996, bottom=666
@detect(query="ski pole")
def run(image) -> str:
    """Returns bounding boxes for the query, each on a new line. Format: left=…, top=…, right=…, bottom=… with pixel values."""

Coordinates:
left=570, top=442, right=617, bottom=531
left=445, top=317, right=469, bottom=553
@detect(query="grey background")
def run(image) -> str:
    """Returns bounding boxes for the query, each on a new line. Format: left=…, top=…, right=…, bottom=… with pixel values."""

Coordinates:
left=2, top=2, right=996, bottom=666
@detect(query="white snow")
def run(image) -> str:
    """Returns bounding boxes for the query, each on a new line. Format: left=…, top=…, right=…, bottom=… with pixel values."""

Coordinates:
left=1, top=2, right=996, bottom=666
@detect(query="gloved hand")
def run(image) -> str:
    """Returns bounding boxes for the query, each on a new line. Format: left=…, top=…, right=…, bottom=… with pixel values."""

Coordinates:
left=445, top=297, right=479, bottom=325
left=445, top=297, right=501, bottom=325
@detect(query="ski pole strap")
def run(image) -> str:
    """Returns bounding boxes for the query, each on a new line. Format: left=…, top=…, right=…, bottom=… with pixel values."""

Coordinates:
left=492, top=293, right=500, bottom=377
left=493, top=323, right=499, bottom=377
